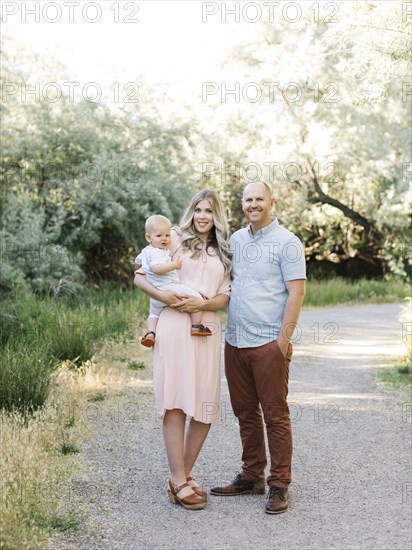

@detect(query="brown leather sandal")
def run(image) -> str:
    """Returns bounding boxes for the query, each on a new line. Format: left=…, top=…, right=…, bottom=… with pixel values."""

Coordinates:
left=186, top=476, right=208, bottom=501
left=141, top=331, right=155, bottom=347
left=167, top=481, right=205, bottom=510
left=191, top=324, right=212, bottom=337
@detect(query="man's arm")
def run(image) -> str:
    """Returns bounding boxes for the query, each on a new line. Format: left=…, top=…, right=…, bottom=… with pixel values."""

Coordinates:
left=277, top=279, right=306, bottom=357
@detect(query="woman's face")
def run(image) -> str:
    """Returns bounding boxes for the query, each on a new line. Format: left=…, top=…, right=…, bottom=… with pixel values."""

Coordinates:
left=193, top=199, right=214, bottom=240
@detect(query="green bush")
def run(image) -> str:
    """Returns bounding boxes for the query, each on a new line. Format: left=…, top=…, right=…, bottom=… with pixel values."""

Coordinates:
left=46, top=313, right=95, bottom=365
left=0, top=285, right=142, bottom=413
left=0, top=339, right=58, bottom=416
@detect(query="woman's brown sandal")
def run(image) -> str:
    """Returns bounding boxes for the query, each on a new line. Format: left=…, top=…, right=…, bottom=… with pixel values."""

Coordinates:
left=186, top=476, right=208, bottom=501
left=191, top=324, right=212, bottom=337
left=141, top=331, right=155, bottom=347
left=167, top=481, right=205, bottom=510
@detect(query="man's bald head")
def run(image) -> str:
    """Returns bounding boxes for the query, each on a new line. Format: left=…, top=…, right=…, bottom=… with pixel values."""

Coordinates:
left=242, top=181, right=273, bottom=199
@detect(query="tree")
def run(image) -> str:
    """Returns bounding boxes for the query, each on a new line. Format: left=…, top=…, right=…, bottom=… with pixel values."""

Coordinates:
left=1, top=35, right=197, bottom=290
left=202, top=0, right=411, bottom=278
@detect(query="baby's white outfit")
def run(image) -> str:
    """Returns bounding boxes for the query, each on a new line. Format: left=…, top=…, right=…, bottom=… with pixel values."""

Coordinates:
left=135, top=245, right=202, bottom=318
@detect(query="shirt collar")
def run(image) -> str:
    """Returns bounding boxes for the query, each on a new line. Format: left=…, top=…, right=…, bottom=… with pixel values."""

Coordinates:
left=247, top=218, right=279, bottom=238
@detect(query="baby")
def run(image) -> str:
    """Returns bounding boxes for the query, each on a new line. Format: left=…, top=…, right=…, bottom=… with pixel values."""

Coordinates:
left=135, top=214, right=212, bottom=347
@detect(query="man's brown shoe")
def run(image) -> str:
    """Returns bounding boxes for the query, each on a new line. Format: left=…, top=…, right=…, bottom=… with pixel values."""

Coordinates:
left=210, top=473, right=265, bottom=496
left=265, top=486, right=288, bottom=514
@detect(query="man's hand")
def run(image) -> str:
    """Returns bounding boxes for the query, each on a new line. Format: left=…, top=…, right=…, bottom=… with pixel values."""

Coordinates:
left=276, top=335, right=289, bottom=358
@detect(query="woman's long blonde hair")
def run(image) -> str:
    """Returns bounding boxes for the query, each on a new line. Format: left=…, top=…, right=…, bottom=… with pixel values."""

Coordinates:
left=178, top=189, right=231, bottom=275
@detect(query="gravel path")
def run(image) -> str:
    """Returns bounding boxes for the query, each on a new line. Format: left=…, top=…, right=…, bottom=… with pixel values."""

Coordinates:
left=50, top=303, right=411, bottom=550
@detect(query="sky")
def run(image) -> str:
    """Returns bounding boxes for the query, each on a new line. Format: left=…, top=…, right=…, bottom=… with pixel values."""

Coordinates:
left=3, top=0, right=254, bottom=104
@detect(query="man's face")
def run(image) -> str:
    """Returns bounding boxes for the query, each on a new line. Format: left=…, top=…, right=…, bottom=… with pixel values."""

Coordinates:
left=242, top=183, right=274, bottom=229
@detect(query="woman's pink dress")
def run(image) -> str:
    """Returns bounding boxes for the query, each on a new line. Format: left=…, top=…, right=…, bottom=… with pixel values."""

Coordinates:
left=152, top=230, right=230, bottom=425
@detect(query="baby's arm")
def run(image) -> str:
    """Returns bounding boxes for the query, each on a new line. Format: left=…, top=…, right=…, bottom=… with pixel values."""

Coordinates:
left=151, top=256, right=182, bottom=275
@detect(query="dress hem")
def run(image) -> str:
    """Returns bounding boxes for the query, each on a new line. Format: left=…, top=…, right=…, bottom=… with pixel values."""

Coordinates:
left=158, top=407, right=217, bottom=426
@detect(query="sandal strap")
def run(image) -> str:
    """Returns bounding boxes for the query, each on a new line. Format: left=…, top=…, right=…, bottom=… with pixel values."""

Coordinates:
left=170, top=481, right=190, bottom=494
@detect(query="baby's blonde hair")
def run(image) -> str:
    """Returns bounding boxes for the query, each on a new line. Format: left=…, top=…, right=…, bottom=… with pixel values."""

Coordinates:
left=145, top=215, right=171, bottom=234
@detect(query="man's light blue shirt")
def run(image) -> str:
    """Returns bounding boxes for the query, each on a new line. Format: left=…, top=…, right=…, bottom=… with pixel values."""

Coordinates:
left=225, top=218, right=306, bottom=348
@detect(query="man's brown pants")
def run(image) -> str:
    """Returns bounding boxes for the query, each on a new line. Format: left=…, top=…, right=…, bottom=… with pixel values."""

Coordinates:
left=224, top=340, right=293, bottom=489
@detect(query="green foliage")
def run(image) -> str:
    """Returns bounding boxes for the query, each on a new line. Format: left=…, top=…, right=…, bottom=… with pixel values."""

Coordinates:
left=58, top=442, right=80, bottom=455
left=0, top=339, right=58, bottom=416
left=46, top=313, right=95, bottom=366
left=0, top=284, right=141, bottom=414
left=31, top=508, right=82, bottom=533
left=87, top=392, right=106, bottom=402
left=0, top=194, right=84, bottom=293
left=202, top=1, right=411, bottom=279
left=376, top=360, right=412, bottom=390
left=128, top=360, right=146, bottom=370
left=304, top=278, right=409, bottom=307
left=1, top=35, right=196, bottom=291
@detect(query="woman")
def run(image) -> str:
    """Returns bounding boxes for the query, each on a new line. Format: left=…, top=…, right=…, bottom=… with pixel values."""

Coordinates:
left=134, top=189, right=231, bottom=510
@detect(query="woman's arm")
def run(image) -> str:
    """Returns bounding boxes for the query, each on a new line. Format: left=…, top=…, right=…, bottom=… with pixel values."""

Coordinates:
left=171, top=293, right=229, bottom=314
left=133, top=273, right=182, bottom=306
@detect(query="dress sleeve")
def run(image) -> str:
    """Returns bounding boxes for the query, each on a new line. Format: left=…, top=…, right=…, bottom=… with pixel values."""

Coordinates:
left=169, top=227, right=182, bottom=259
left=216, top=273, right=231, bottom=297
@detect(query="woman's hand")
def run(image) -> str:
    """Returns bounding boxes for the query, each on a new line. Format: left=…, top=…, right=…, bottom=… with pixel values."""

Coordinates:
left=170, top=295, right=204, bottom=313
left=158, top=290, right=183, bottom=306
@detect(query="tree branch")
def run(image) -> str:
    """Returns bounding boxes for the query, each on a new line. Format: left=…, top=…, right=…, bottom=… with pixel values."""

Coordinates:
left=307, top=159, right=382, bottom=239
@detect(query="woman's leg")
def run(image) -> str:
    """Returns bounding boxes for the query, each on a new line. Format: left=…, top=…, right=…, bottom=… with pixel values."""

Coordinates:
left=184, top=419, right=211, bottom=477
left=163, top=409, right=194, bottom=498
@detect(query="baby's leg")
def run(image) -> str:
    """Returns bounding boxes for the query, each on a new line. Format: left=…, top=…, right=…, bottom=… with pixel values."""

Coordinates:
left=147, top=316, right=158, bottom=334
left=190, top=311, right=202, bottom=325
left=159, top=283, right=212, bottom=336
left=141, top=302, right=162, bottom=347
left=169, top=284, right=212, bottom=336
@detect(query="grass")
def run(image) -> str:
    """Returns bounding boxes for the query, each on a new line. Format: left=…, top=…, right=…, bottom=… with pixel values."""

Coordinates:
left=30, top=508, right=82, bottom=532
left=88, top=391, right=107, bottom=401
left=0, top=285, right=144, bottom=415
left=0, top=277, right=408, bottom=548
left=128, top=360, right=146, bottom=370
left=58, top=442, right=80, bottom=455
left=304, top=277, right=408, bottom=307
left=0, top=367, right=85, bottom=550
left=375, top=355, right=412, bottom=394
left=0, top=339, right=58, bottom=418
left=375, top=298, right=411, bottom=391
left=380, top=363, right=411, bottom=388
left=0, top=284, right=145, bottom=549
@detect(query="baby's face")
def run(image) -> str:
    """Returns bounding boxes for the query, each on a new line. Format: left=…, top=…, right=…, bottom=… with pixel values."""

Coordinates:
left=146, top=222, right=171, bottom=249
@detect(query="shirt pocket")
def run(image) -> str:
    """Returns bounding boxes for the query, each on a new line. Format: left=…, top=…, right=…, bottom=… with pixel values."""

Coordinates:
left=252, top=258, right=275, bottom=281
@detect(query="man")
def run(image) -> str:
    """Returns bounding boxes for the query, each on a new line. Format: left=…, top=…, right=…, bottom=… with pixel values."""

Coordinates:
left=211, top=181, right=306, bottom=514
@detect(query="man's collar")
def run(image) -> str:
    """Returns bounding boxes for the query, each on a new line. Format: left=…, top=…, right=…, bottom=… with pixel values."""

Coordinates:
left=247, top=218, right=279, bottom=237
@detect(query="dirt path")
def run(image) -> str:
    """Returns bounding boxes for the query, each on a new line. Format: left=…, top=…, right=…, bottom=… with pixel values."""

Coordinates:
left=50, top=303, right=411, bottom=550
